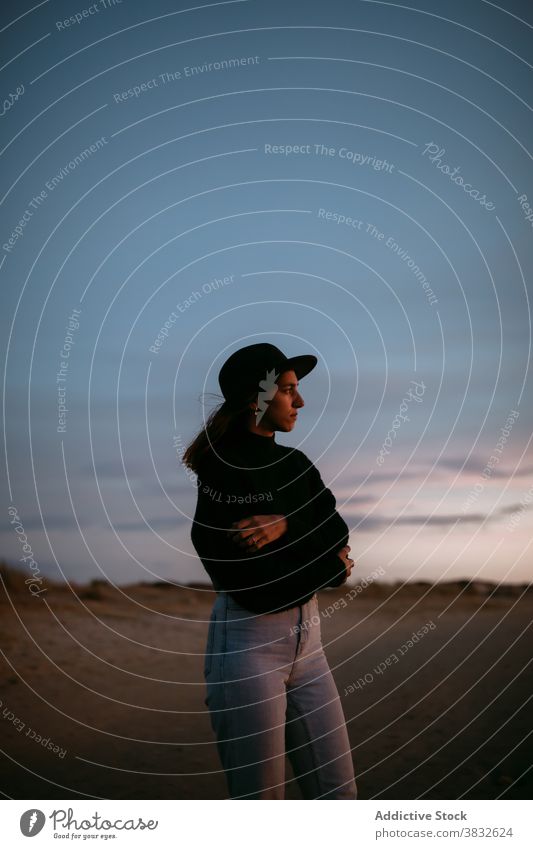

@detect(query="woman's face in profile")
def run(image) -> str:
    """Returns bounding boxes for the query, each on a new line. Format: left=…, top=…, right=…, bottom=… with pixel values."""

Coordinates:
left=258, top=369, right=304, bottom=433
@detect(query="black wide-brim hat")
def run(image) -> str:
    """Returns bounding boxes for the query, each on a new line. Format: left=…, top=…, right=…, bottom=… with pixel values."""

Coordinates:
left=218, top=343, right=317, bottom=406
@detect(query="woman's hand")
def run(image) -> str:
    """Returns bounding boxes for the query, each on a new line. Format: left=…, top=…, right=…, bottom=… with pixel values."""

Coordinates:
left=227, top=514, right=288, bottom=551
left=337, top=545, right=355, bottom=579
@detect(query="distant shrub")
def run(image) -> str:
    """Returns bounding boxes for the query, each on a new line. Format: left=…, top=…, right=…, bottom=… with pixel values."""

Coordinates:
left=0, top=561, right=29, bottom=593
left=79, top=586, right=104, bottom=601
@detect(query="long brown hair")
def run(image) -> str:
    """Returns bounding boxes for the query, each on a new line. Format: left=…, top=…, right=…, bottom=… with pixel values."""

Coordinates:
left=181, top=391, right=256, bottom=474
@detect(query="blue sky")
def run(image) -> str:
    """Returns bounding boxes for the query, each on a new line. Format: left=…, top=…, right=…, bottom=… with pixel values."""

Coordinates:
left=2, top=0, right=532, bottom=586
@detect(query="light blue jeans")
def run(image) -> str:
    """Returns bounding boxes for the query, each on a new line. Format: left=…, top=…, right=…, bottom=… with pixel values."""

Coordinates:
left=204, top=591, right=357, bottom=799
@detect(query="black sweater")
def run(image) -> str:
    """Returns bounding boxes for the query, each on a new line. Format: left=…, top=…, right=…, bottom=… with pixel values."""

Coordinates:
left=190, top=425, right=350, bottom=613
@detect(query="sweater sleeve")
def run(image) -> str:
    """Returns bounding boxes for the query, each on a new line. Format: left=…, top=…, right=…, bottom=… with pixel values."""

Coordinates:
left=190, top=453, right=347, bottom=596
left=282, top=451, right=350, bottom=587
left=191, top=456, right=261, bottom=565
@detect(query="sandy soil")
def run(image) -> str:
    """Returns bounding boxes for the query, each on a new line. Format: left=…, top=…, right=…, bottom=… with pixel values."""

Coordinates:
left=0, top=565, right=531, bottom=799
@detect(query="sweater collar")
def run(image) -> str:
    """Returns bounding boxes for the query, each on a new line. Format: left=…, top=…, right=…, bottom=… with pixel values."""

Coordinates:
left=240, top=427, right=276, bottom=445
left=220, top=425, right=278, bottom=461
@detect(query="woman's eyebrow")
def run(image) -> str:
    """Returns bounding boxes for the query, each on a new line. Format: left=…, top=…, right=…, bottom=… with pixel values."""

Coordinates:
left=279, top=381, right=299, bottom=388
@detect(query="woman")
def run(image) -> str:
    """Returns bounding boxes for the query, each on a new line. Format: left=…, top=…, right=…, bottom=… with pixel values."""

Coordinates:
left=183, top=343, right=357, bottom=800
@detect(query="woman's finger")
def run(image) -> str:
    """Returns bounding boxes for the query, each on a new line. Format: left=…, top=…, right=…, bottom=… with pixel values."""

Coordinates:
left=235, top=533, right=264, bottom=549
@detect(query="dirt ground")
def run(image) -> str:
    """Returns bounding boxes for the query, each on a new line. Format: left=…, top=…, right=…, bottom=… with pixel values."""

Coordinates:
left=0, top=567, right=531, bottom=799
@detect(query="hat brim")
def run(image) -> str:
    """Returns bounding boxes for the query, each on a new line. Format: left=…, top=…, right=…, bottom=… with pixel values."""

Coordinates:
left=281, top=354, right=318, bottom=381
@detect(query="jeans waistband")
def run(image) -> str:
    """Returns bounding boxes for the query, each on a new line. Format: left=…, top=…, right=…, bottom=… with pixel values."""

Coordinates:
left=219, top=591, right=318, bottom=616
